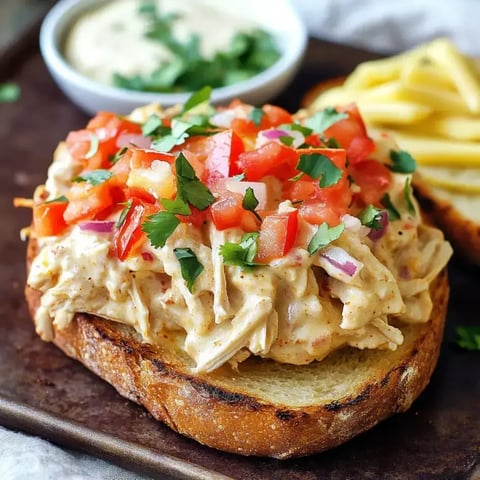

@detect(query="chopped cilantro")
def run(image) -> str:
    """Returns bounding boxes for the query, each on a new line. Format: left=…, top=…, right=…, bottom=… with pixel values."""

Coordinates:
left=72, top=169, right=113, bottom=186
left=45, top=195, right=68, bottom=204
left=0, top=82, right=20, bottom=103
left=110, top=146, right=128, bottom=165
left=242, top=187, right=259, bottom=211
left=249, top=107, right=265, bottom=126
left=359, top=205, right=383, bottom=229
left=142, top=211, right=180, bottom=248
left=116, top=200, right=133, bottom=228
left=286, top=122, right=313, bottom=137
left=296, top=153, right=343, bottom=188
left=325, top=137, right=341, bottom=149
left=231, top=173, right=246, bottom=181
left=151, top=118, right=190, bottom=152
left=404, top=177, right=416, bottom=215
left=174, top=247, right=204, bottom=292
left=142, top=114, right=166, bottom=137
left=304, top=107, right=348, bottom=134
left=307, top=222, right=345, bottom=255
left=182, top=86, right=212, bottom=113
left=161, top=197, right=191, bottom=215
left=389, top=149, right=417, bottom=173
left=220, top=233, right=260, bottom=269
left=85, top=133, right=99, bottom=159
left=112, top=3, right=279, bottom=94
left=279, top=135, right=294, bottom=146
left=455, top=326, right=480, bottom=351
left=381, top=193, right=401, bottom=221
left=175, top=153, right=214, bottom=210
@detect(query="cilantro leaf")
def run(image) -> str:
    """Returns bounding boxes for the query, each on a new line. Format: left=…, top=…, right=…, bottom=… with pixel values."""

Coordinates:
left=307, top=222, right=345, bottom=255
left=142, top=114, right=166, bottom=137
left=242, top=187, right=259, bottom=211
left=390, top=149, right=417, bottom=173
left=110, top=146, right=128, bottom=165
left=174, top=247, right=204, bottom=292
left=0, top=82, right=20, bottom=103
left=85, top=133, right=99, bottom=159
left=220, top=233, right=260, bottom=269
left=305, top=107, right=348, bottom=134
left=116, top=200, right=133, bottom=228
left=279, top=135, right=294, bottom=146
left=359, top=205, right=383, bottom=229
left=455, top=326, right=480, bottom=351
left=296, top=153, right=343, bottom=187
left=381, top=193, right=401, bottom=221
left=161, top=197, right=191, bottom=215
left=183, top=86, right=212, bottom=113
left=151, top=118, right=190, bottom=152
left=231, top=173, right=246, bottom=181
left=281, top=122, right=313, bottom=137
left=45, top=195, right=68, bottom=204
left=175, top=153, right=214, bottom=210
left=249, top=107, right=265, bottom=126
left=72, top=169, right=113, bottom=186
left=142, top=211, right=180, bottom=248
left=404, top=177, right=416, bottom=215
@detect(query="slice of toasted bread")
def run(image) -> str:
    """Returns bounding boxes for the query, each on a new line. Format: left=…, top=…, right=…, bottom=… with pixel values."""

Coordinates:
left=25, top=236, right=449, bottom=459
left=303, top=78, right=480, bottom=266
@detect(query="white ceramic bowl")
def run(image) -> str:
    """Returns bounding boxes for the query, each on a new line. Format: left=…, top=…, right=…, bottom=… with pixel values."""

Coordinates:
left=39, top=0, right=307, bottom=115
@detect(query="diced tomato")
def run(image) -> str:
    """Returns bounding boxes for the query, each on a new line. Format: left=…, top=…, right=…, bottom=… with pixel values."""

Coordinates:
left=349, top=160, right=392, bottom=206
left=66, top=112, right=141, bottom=170
left=177, top=206, right=209, bottom=229
left=236, top=142, right=299, bottom=181
left=181, top=130, right=245, bottom=185
left=210, top=191, right=259, bottom=232
left=230, top=104, right=293, bottom=140
left=299, top=201, right=341, bottom=226
left=113, top=198, right=145, bottom=261
left=129, top=148, right=175, bottom=169
left=257, top=210, right=298, bottom=263
left=64, top=180, right=115, bottom=224
left=33, top=200, right=68, bottom=236
left=347, top=136, right=376, bottom=165
left=283, top=179, right=317, bottom=203
left=294, top=147, right=351, bottom=214
left=324, top=104, right=374, bottom=164
left=262, top=104, right=294, bottom=127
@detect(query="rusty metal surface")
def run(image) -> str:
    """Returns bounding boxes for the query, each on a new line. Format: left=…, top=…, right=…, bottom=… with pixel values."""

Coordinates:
left=0, top=38, right=479, bottom=479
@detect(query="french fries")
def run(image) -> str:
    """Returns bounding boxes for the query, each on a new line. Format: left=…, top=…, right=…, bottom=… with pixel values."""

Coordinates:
left=309, top=38, right=480, bottom=194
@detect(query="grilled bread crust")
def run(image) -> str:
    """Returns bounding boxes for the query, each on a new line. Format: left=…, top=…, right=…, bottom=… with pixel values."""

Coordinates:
left=25, top=237, right=449, bottom=459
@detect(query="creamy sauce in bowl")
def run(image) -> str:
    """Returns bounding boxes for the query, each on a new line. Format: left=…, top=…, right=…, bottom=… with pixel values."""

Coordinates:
left=64, top=0, right=273, bottom=89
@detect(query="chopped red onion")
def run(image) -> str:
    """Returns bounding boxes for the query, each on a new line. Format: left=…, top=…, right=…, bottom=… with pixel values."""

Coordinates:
left=368, top=210, right=389, bottom=241
left=79, top=221, right=115, bottom=233
left=262, top=129, right=289, bottom=140
left=318, top=246, right=363, bottom=281
left=142, top=252, right=154, bottom=262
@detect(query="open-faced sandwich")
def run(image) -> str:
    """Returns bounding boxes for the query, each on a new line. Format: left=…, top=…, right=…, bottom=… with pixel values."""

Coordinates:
left=20, top=88, right=452, bottom=458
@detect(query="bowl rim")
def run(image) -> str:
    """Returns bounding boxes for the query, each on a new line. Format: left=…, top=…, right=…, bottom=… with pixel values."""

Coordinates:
left=39, top=0, right=308, bottom=106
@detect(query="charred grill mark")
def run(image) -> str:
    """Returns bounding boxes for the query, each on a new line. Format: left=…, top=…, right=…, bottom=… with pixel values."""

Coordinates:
left=191, top=381, right=262, bottom=410
left=275, top=410, right=297, bottom=421
left=150, top=359, right=262, bottom=410
left=325, top=385, right=372, bottom=412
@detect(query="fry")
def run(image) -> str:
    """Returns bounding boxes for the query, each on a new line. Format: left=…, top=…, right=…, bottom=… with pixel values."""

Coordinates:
left=427, top=38, right=480, bottom=113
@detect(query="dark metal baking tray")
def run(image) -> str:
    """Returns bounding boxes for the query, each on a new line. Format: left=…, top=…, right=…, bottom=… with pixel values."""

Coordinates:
left=0, top=33, right=478, bottom=479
